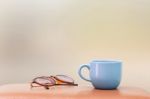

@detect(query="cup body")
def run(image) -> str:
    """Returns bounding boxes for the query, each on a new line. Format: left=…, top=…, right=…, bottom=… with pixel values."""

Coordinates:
left=78, top=60, right=122, bottom=89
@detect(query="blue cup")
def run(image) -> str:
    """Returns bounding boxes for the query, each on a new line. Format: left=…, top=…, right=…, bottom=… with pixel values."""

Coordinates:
left=78, top=60, right=122, bottom=89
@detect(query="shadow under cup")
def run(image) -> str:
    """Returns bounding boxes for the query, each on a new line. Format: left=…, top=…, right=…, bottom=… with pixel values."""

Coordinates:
left=78, top=60, right=122, bottom=90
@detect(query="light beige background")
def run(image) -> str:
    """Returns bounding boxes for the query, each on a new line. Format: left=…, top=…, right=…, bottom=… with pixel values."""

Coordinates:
left=0, top=0, right=150, bottom=92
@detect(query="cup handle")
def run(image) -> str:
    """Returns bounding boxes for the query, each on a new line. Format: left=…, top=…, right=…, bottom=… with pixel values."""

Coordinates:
left=78, top=65, right=91, bottom=82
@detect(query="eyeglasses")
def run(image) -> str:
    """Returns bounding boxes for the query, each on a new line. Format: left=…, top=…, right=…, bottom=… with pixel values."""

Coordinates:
left=31, top=75, right=78, bottom=89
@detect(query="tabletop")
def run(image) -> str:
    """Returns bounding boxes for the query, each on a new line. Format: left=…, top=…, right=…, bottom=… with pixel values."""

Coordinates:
left=0, top=83, right=149, bottom=99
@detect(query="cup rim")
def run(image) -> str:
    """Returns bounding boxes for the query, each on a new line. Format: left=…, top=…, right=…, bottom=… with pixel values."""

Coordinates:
left=91, top=59, right=122, bottom=63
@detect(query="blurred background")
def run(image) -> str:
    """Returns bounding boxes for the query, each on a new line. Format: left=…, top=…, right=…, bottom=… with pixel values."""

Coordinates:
left=0, top=0, right=150, bottom=91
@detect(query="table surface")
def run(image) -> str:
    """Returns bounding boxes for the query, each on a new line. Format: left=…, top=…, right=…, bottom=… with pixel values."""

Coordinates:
left=0, top=83, right=149, bottom=99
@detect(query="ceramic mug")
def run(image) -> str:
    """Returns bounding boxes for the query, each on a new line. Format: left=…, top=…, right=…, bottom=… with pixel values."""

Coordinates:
left=78, top=60, right=122, bottom=89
